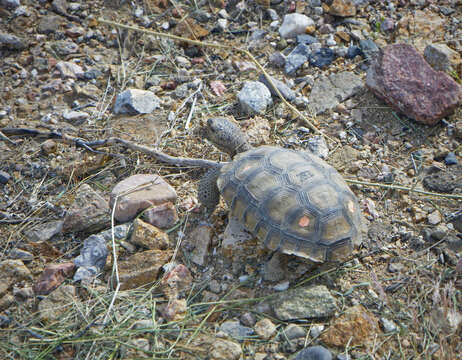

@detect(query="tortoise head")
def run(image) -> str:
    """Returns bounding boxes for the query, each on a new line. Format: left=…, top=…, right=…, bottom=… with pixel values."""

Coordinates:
left=205, top=117, right=252, bottom=157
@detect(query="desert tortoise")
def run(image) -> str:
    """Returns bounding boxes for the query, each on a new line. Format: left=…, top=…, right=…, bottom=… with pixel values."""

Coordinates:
left=199, top=117, right=362, bottom=263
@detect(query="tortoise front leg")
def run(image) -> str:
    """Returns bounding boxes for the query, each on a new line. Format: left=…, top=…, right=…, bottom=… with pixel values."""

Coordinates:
left=198, top=165, right=222, bottom=213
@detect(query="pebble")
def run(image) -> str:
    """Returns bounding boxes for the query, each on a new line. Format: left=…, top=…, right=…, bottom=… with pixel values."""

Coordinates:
left=309, top=324, right=324, bottom=338
left=285, top=44, right=311, bottom=75
left=258, top=74, right=296, bottom=102
left=113, top=89, right=161, bottom=115
left=284, top=324, right=306, bottom=339
left=73, top=235, right=108, bottom=281
left=307, top=135, right=329, bottom=159
left=273, top=280, right=290, bottom=292
left=309, top=48, right=336, bottom=68
left=9, top=249, right=33, bottom=262
left=444, top=152, right=458, bottom=165
left=210, top=339, right=242, bottom=360
left=381, top=318, right=398, bottom=333
left=0, top=170, right=11, bottom=184
left=130, top=218, right=170, bottom=250
left=424, top=43, right=462, bottom=72
left=240, top=312, right=256, bottom=327
left=34, top=262, right=75, bottom=295
left=219, top=320, right=254, bottom=339
left=279, top=13, right=315, bottom=39
left=269, top=52, right=286, bottom=68
left=62, top=110, right=89, bottom=124
left=185, top=224, right=213, bottom=266
left=254, top=318, right=277, bottom=339
left=295, top=346, right=332, bottom=360
left=359, top=39, right=380, bottom=60
left=1, top=0, right=20, bottom=9
left=237, top=81, right=273, bottom=115
left=296, top=34, right=319, bottom=46
left=0, top=32, right=27, bottom=50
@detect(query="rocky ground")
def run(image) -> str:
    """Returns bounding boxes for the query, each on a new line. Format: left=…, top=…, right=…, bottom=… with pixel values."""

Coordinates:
left=1, top=0, right=462, bottom=359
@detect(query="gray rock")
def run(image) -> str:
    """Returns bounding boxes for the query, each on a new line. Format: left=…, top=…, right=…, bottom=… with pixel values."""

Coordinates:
left=273, top=280, right=290, bottom=292
left=240, top=312, right=256, bottom=327
left=9, top=249, right=33, bottom=262
left=63, top=184, right=111, bottom=233
left=295, top=345, right=332, bottom=360
left=219, top=320, right=254, bottom=340
left=285, top=44, right=311, bottom=75
left=56, top=61, right=84, bottom=79
left=424, top=43, right=461, bottom=72
left=308, top=71, right=364, bottom=115
left=51, top=40, right=79, bottom=56
left=359, top=39, right=379, bottom=60
left=237, top=81, right=272, bottom=115
left=0, top=0, right=20, bottom=9
left=309, top=324, right=324, bottom=338
left=306, top=136, right=329, bottom=159
left=445, top=152, right=458, bottom=165
left=284, top=323, right=306, bottom=339
left=37, top=15, right=62, bottom=34
left=0, top=170, right=11, bottom=184
left=296, top=34, right=319, bottom=46
left=114, top=89, right=160, bottom=115
left=269, top=52, right=286, bottom=68
left=63, top=110, right=89, bottom=124
left=272, top=285, right=337, bottom=320
left=0, top=32, right=27, bottom=50
left=186, top=224, right=213, bottom=266
left=279, top=13, right=315, bottom=39
left=258, top=74, right=296, bottom=102
left=73, top=234, right=108, bottom=281
left=267, top=8, right=279, bottom=21
left=381, top=317, right=398, bottom=333
left=38, top=285, right=77, bottom=322
left=24, top=220, right=63, bottom=242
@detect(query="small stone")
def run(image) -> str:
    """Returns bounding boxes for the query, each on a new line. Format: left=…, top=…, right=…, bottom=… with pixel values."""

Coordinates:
left=320, top=305, right=381, bottom=347
left=130, top=218, right=170, bottom=250
left=295, top=345, right=332, bottom=360
left=366, top=43, right=462, bottom=125
left=41, top=139, right=57, bottom=155
left=23, top=220, right=63, bottom=242
left=284, top=324, right=306, bottom=339
left=328, top=0, right=356, bottom=17
left=38, top=285, right=78, bottom=322
left=285, top=44, right=311, bottom=75
left=56, top=61, right=84, bottom=79
left=307, top=136, right=329, bottom=159
left=113, top=89, right=161, bottom=115
left=427, top=210, right=442, bottom=225
left=254, top=318, right=277, bottom=339
left=273, top=281, right=290, bottom=292
left=269, top=52, right=286, bottom=68
left=424, top=43, right=462, bottom=72
left=0, top=32, right=27, bottom=50
left=9, top=249, right=34, bottom=262
left=34, top=262, right=75, bottom=295
left=161, top=264, right=193, bottom=300
left=185, top=224, right=213, bottom=266
left=63, top=184, right=110, bottom=233
left=359, top=39, right=379, bottom=60
left=272, top=285, right=337, bottom=320
left=240, top=312, right=256, bottom=327
left=219, top=320, right=254, bottom=340
left=346, top=45, right=361, bottom=59
left=381, top=318, right=398, bottom=333
left=210, top=339, right=242, bottom=360
left=0, top=294, right=14, bottom=311
left=217, top=18, right=228, bottom=31
left=73, top=235, right=108, bottom=281
left=0, top=0, right=20, bottom=9
left=387, top=262, right=404, bottom=273
left=258, top=74, right=296, bottom=101
left=110, top=174, right=177, bottom=223
left=0, top=259, right=32, bottom=297
left=37, top=15, right=62, bottom=34
left=0, top=170, right=11, bottom=184
left=309, top=324, right=324, bottom=338
left=309, top=48, right=336, bottom=68
left=63, top=110, right=89, bottom=124
left=118, top=249, right=174, bottom=290
left=444, top=152, right=458, bottom=165
left=143, top=202, right=178, bottom=229
left=296, top=34, right=319, bottom=45
left=51, top=40, right=79, bottom=56
left=237, top=81, right=273, bottom=115
left=279, top=13, right=315, bottom=39
left=13, top=286, right=34, bottom=299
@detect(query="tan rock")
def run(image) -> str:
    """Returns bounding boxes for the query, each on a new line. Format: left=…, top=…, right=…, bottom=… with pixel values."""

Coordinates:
left=0, top=294, right=14, bottom=311
left=110, top=174, right=177, bottom=223
left=210, top=339, right=242, bottom=360
left=186, top=224, right=213, bottom=266
left=329, top=0, right=356, bottom=17
left=161, top=263, right=193, bottom=300
left=130, top=218, right=170, bottom=250
left=118, top=249, right=173, bottom=290
left=38, top=285, right=77, bottom=322
left=0, top=259, right=32, bottom=297
left=254, top=318, right=277, bottom=339
left=320, top=304, right=381, bottom=347
left=162, top=298, right=187, bottom=321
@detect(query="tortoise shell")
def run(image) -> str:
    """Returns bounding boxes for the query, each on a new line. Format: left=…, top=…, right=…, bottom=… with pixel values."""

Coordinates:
left=217, top=146, right=362, bottom=263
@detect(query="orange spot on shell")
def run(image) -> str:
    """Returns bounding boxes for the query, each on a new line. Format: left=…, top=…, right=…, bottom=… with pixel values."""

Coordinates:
left=298, top=216, right=310, bottom=227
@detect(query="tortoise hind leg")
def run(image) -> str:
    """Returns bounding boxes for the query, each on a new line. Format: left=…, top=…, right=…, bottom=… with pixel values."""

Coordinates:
left=198, top=165, right=222, bottom=213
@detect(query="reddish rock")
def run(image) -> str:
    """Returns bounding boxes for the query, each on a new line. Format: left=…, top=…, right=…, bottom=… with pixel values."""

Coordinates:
left=366, top=43, right=462, bottom=125
left=161, top=264, right=193, bottom=299
left=320, top=304, right=381, bottom=347
left=33, top=262, right=75, bottom=295
left=143, top=202, right=178, bottom=229
left=329, top=0, right=356, bottom=17
left=110, top=174, right=177, bottom=223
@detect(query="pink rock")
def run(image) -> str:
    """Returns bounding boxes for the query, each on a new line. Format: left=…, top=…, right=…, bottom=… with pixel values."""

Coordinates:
left=143, top=202, right=178, bottom=229
left=110, top=174, right=177, bottom=223
left=161, top=264, right=193, bottom=299
left=366, top=43, right=462, bottom=125
left=33, top=262, right=75, bottom=295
